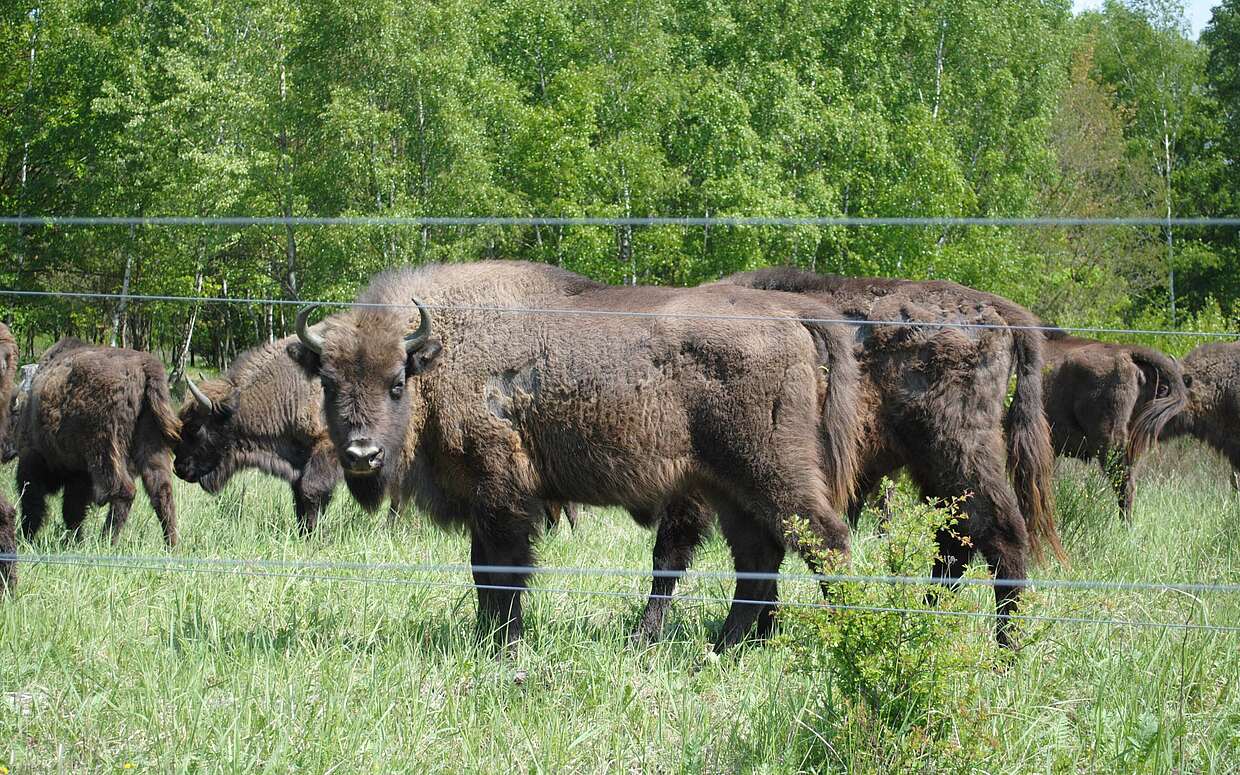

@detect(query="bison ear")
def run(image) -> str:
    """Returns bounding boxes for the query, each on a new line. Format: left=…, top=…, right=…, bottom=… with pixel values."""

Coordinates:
left=286, top=340, right=321, bottom=377
left=215, top=389, right=240, bottom=420
left=407, top=338, right=443, bottom=377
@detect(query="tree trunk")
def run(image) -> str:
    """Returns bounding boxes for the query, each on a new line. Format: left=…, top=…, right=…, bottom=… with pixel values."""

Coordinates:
left=169, top=262, right=204, bottom=386
left=110, top=223, right=136, bottom=348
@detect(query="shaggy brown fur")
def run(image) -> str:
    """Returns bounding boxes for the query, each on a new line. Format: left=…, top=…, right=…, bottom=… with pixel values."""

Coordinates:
left=1161, top=342, right=1240, bottom=489
left=290, top=260, right=861, bottom=650
left=633, top=268, right=1065, bottom=646
left=0, top=323, right=17, bottom=593
left=13, top=338, right=181, bottom=546
left=1042, top=331, right=1188, bottom=517
left=174, top=337, right=341, bottom=535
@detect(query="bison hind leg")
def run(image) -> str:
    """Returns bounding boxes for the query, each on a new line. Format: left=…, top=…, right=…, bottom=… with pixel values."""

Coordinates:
left=712, top=503, right=787, bottom=651
left=100, top=473, right=137, bottom=546
left=140, top=458, right=178, bottom=547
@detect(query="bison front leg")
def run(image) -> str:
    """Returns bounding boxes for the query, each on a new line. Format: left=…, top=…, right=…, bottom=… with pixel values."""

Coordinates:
left=61, top=475, right=93, bottom=542
left=1100, top=449, right=1135, bottom=520
left=294, top=446, right=338, bottom=535
left=632, top=498, right=712, bottom=645
left=469, top=515, right=534, bottom=653
left=16, top=456, right=52, bottom=540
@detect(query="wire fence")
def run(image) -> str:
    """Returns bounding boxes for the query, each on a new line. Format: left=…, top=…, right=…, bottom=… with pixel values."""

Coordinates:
left=3, top=552, right=1239, bottom=634
left=1, top=288, right=1236, bottom=341
left=5, top=214, right=1240, bottom=228
left=2, top=212, right=1239, bottom=636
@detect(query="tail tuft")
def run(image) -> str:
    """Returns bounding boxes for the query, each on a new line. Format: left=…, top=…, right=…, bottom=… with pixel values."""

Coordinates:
left=1007, top=328, right=1067, bottom=566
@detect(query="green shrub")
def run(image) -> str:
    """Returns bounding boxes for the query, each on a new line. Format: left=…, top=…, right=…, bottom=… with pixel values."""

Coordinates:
left=776, top=489, right=1001, bottom=772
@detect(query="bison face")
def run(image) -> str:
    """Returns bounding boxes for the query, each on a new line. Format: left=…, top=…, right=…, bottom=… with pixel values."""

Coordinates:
left=173, top=380, right=240, bottom=493
left=289, top=299, right=440, bottom=507
left=1, top=369, right=34, bottom=463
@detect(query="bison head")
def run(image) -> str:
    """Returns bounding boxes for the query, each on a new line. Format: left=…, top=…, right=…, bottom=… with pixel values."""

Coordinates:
left=1, top=364, right=36, bottom=463
left=288, top=298, right=441, bottom=511
left=173, top=375, right=241, bottom=493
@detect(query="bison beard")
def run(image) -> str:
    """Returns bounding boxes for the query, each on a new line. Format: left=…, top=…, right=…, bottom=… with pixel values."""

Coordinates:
left=1041, top=331, right=1189, bottom=518
left=0, top=323, right=17, bottom=593
left=1161, top=342, right=1240, bottom=489
left=13, top=338, right=181, bottom=547
left=175, top=338, right=340, bottom=535
left=634, top=268, right=1068, bottom=647
left=289, top=260, right=862, bottom=651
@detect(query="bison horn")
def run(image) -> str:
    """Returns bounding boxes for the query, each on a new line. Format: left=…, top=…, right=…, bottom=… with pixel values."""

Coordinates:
left=296, top=304, right=325, bottom=355
left=404, top=296, right=432, bottom=353
left=186, top=375, right=214, bottom=413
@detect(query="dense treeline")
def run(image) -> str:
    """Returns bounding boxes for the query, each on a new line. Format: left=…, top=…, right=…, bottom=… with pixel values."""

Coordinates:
left=1, top=0, right=1238, bottom=374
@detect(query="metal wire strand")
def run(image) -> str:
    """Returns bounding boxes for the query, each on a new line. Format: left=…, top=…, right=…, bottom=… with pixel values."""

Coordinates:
left=4, top=214, right=1240, bottom=228
left=0, top=288, right=1235, bottom=340
left=8, top=552, right=1238, bottom=634
left=7, top=552, right=1240, bottom=595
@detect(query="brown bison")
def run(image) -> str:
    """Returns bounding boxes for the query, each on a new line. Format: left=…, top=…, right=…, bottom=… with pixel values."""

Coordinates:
left=174, top=338, right=340, bottom=535
left=1161, top=342, right=1240, bottom=489
left=12, top=338, right=181, bottom=546
left=1041, top=331, right=1188, bottom=517
left=635, top=268, right=1065, bottom=646
left=289, top=260, right=862, bottom=650
left=0, top=322, right=17, bottom=592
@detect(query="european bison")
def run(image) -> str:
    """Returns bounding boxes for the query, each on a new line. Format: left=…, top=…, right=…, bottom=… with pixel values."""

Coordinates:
left=1041, top=330, right=1188, bottom=517
left=1162, top=342, right=1240, bottom=489
left=0, top=323, right=17, bottom=592
left=635, top=268, right=1065, bottom=646
left=290, top=260, right=861, bottom=650
left=12, top=338, right=181, bottom=546
left=174, top=338, right=340, bottom=535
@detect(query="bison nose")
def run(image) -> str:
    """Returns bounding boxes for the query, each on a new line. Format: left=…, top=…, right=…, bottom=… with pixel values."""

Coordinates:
left=343, top=440, right=384, bottom=472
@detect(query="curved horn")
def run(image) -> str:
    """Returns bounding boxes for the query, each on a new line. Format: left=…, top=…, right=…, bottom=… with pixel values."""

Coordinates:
left=186, top=375, right=214, bottom=413
left=404, top=296, right=432, bottom=353
left=296, top=304, right=325, bottom=354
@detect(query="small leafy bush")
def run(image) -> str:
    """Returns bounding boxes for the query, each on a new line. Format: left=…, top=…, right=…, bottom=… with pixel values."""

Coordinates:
left=776, top=487, right=1001, bottom=772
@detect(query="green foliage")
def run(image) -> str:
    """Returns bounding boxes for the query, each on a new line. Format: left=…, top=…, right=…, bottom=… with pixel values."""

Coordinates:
left=775, top=490, right=999, bottom=772
left=1, top=0, right=1237, bottom=363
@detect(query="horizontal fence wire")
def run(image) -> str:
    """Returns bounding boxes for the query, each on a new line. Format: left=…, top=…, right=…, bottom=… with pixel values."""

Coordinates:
left=1, top=288, right=1236, bottom=340
left=5, top=553, right=1238, bottom=634
left=7, top=552, right=1240, bottom=595
left=4, top=215, right=1240, bottom=228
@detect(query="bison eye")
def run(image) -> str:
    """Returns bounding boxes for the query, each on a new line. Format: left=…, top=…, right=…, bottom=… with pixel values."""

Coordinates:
left=390, top=380, right=404, bottom=399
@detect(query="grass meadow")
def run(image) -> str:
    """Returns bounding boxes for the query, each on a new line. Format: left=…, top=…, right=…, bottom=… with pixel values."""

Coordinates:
left=1, top=440, right=1239, bottom=773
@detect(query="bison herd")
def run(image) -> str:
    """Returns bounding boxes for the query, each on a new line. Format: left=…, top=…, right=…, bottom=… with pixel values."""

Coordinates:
left=1, top=261, right=1237, bottom=651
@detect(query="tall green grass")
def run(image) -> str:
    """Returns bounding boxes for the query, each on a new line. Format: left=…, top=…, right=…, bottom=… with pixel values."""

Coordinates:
left=1, top=439, right=1237, bottom=772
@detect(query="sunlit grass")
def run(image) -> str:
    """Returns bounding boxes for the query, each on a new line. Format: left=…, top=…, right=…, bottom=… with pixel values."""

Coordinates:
left=0, top=439, right=1237, bottom=772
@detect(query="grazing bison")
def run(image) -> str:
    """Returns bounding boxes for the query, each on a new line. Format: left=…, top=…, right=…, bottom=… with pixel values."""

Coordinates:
left=289, top=260, right=861, bottom=650
left=12, top=338, right=181, bottom=546
left=1041, top=331, right=1188, bottom=517
left=635, top=268, right=1066, bottom=646
left=0, top=323, right=17, bottom=592
left=1161, top=342, right=1240, bottom=489
left=174, top=338, right=340, bottom=535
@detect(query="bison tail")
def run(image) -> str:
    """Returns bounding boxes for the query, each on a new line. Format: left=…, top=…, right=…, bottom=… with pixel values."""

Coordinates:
left=1006, top=327, right=1067, bottom=567
left=806, top=321, right=862, bottom=513
left=1126, top=353, right=1190, bottom=463
left=142, top=359, right=182, bottom=446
